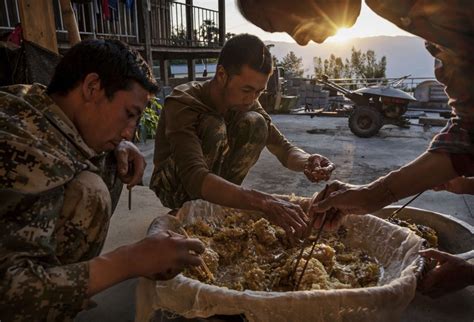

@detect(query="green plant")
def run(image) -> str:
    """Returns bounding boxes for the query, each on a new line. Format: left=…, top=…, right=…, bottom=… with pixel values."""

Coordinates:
left=136, top=98, right=162, bottom=141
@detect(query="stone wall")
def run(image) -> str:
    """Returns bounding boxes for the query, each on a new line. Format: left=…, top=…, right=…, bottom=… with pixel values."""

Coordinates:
left=285, top=78, right=329, bottom=109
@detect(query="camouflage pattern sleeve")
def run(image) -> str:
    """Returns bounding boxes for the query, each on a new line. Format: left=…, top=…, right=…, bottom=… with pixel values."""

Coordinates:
left=0, top=85, right=95, bottom=321
left=0, top=188, right=90, bottom=322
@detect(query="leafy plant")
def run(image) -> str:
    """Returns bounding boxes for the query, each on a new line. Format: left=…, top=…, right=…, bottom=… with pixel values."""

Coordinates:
left=136, top=98, right=162, bottom=141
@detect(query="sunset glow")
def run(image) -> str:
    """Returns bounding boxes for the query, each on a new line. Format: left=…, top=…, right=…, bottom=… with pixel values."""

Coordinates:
left=326, top=28, right=354, bottom=43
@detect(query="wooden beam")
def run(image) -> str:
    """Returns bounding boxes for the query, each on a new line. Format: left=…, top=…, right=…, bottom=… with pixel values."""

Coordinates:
left=186, top=0, right=194, bottom=47
left=160, top=59, right=169, bottom=86
left=141, top=0, right=153, bottom=65
left=59, top=0, right=81, bottom=46
left=18, top=0, right=58, bottom=53
left=187, top=58, right=195, bottom=81
left=218, top=0, right=225, bottom=45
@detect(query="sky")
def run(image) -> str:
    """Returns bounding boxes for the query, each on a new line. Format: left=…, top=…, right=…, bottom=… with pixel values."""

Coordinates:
left=192, top=1, right=413, bottom=43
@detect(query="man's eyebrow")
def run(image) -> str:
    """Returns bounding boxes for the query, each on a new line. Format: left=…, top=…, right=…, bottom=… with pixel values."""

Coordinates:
left=242, top=85, right=266, bottom=91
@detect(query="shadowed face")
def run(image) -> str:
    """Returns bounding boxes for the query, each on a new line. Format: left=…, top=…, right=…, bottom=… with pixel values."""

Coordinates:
left=239, top=0, right=361, bottom=45
left=78, top=80, right=151, bottom=152
left=216, top=64, right=270, bottom=113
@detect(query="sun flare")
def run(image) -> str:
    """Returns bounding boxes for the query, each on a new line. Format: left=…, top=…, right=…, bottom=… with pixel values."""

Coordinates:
left=327, top=28, right=355, bottom=43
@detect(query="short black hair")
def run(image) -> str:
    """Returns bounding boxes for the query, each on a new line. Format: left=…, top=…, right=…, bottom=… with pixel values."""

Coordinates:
left=217, top=34, right=272, bottom=77
left=47, top=39, right=159, bottom=98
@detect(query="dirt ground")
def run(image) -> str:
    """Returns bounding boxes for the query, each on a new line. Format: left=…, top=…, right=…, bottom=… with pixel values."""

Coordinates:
left=76, top=115, right=473, bottom=322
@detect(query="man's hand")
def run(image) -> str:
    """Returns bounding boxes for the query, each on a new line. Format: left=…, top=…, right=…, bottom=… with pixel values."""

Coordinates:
left=87, top=230, right=205, bottom=296
left=418, top=249, right=474, bottom=298
left=433, top=176, right=474, bottom=195
left=260, top=195, right=309, bottom=240
left=304, top=154, right=335, bottom=182
left=114, top=140, right=146, bottom=189
left=129, top=230, right=205, bottom=280
left=308, top=187, right=345, bottom=231
left=308, top=180, right=385, bottom=218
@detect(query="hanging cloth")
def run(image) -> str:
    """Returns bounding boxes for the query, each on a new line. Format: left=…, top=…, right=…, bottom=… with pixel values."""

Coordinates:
left=124, top=0, right=134, bottom=10
left=102, top=0, right=110, bottom=20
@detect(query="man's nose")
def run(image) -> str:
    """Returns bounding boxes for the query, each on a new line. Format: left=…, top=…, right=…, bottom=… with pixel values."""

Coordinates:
left=121, top=122, right=136, bottom=141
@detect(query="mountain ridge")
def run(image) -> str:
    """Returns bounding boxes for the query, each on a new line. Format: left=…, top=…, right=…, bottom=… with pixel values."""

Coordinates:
left=264, top=36, right=435, bottom=79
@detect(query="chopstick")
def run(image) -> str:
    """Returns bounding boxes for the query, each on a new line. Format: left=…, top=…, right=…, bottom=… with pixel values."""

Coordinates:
left=293, top=211, right=330, bottom=291
left=389, top=191, right=423, bottom=219
left=291, top=185, right=329, bottom=287
left=179, top=227, right=214, bottom=281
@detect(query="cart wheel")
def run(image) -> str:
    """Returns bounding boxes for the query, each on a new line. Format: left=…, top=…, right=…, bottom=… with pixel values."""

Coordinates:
left=348, top=106, right=383, bottom=138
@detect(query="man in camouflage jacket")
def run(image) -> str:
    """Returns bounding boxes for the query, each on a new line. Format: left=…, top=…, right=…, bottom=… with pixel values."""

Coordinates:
left=0, top=39, right=204, bottom=321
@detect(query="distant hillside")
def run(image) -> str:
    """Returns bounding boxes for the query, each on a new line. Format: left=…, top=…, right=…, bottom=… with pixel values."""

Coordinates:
left=264, top=36, right=435, bottom=78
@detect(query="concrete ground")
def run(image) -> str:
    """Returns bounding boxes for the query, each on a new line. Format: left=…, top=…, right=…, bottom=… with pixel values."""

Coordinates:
left=76, top=115, right=473, bottom=322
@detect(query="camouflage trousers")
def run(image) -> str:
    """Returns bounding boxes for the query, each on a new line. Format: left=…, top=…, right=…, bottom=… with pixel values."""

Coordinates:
left=56, top=170, right=112, bottom=263
left=150, top=111, right=268, bottom=209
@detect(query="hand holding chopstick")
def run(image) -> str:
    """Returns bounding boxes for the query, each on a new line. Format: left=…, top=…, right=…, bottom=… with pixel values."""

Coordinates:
left=179, top=227, right=214, bottom=281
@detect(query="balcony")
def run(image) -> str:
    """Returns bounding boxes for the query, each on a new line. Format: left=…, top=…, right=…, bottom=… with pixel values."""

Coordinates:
left=0, top=0, right=225, bottom=84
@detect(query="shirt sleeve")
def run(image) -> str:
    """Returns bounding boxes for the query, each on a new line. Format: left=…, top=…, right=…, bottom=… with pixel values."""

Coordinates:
left=252, top=104, right=302, bottom=166
left=164, top=99, right=210, bottom=198
left=266, top=122, right=305, bottom=167
left=0, top=188, right=90, bottom=321
left=428, top=117, right=474, bottom=176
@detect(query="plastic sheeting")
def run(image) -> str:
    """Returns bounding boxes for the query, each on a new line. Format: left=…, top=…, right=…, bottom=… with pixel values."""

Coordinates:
left=136, top=200, right=425, bottom=322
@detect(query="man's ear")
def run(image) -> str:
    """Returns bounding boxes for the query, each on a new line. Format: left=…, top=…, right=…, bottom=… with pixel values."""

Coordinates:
left=81, top=73, right=102, bottom=101
left=215, top=65, right=228, bottom=86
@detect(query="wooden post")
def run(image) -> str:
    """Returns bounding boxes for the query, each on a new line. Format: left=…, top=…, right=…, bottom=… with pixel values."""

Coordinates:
left=186, top=0, right=194, bottom=47
left=18, top=0, right=58, bottom=53
left=160, top=58, right=169, bottom=86
left=218, top=0, right=225, bottom=46
left=59, top=0, right=81, bottom=45
left=141, top=0, right=153, bottom=65
left=187, top=58, right=195, bottom=81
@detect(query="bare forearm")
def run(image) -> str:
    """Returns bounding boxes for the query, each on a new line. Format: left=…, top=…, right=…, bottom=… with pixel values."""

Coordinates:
left=201, top=173, right=268, bottom=211
left=372, top=151, right=458, bottom=201
left=285, top=149, right=310, bottom=171
left=87, top=245, right=133, bottom=297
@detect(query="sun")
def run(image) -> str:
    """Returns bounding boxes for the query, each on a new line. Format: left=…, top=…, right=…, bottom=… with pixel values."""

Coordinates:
left=326, top=28, right=355, bottom=43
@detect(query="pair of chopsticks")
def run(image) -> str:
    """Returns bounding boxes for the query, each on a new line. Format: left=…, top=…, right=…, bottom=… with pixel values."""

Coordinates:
left=389, top=191, right=423, bottom=219
left=291, top=185, right=330, bottom=291
left=179, top=227, right=214, bottom=281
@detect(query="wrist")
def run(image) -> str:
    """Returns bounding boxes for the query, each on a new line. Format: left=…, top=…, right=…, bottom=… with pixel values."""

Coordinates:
left=246, top=188, right=269, bottom=212
left=87, top=245, right=134, bottom=297
left=370, top=176, right=399, bottom=206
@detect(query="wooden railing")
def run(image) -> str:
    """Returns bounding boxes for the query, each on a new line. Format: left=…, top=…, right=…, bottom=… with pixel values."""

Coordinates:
left=0, top=0, right=224, bottom=48
left=148, top=0, right=222, bottom=47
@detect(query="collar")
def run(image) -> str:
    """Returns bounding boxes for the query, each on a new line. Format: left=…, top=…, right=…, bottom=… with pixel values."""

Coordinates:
left=25, top=84, right=98, bottom=160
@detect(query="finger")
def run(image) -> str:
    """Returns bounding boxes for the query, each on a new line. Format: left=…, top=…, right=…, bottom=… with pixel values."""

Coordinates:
left=179, top=254, right=204, bottom=267
left=183, top=238, right=206, bottom=254
left=323, top=163, right=335, bottom=173
left=116, top=148, right=129, bottom=176
left=419, top=249, right=451, bottom=264
left=165, top=230, right=186, bottom=239
left=277, top=208, right=306, bottom=239
left=325, top=212, right=344, bottom=231
left=310, top=198, right=334, bottom=213
left=284, top=213, right=306, bottom=239
left=127, top=157, right=146, bottom=188
left=312, top=188, right=329, bottom=203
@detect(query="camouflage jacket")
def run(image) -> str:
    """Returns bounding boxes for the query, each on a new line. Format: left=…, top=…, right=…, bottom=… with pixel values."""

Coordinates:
left=0, top=84, right=99, bottom=321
